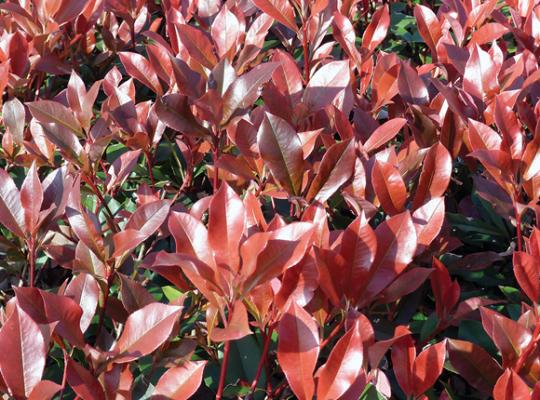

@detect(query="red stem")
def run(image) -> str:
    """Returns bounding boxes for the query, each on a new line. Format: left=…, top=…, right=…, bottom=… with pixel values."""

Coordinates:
left=514, top=201, right=523, bottom=252
left=250, top=326, right=274, bottom=394
left=216, top=341, right=231, bottom=400
left=216, top=302, right=235, bottom=400
left=515, top=322, right=540, bottom=372
left=28, top=238, right=36, bottom=287
left=212, top=138, right=220, bottom=193
left=321, top=318, right=345, bottom=349
left=95, top=271, right=114, bottom=341
left=302, top=25, right=310, bottom=82
left=145, top=150, right=156, bottom=188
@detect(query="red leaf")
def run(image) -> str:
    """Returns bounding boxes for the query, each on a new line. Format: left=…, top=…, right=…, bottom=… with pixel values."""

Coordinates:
left=414, top=5, right=442, bottom=59
left=363, top=118, right=407, bottom=153
left=0, top=168, right=25, bottom=237
left=208, top=183, right=245, bottom=272
left=278, top=301, right=320, bottom=400
left=513, top=252, right=539, bottom=305
left=210, top=301, right=252, bottom=342
left=0, top=306, right=46, bottom=399
left=28, top=380, right=62, bottom=400
left=412, top=142, right=452, bottom=209
left=113, top=200, right=170, bottom=257
left=412, top=340, right=446, bottom=395
left=211, top=5, right=241, bottom=59
left=114, top=303, right=183, bottom=363
left=168, top=211, right=215, bottom=267
left=316, top=320, right=366, bottom=400
left=20, top=162, right=43, bottom=236
left=257, top=112, right=304, bottom=196
left=463, top=45, right=499, bottom=100
left=372, top=160, right=407, bottom=215
left=339, top=213, right=377, bottom=300
left=471, top=23, right=509, bottom=45
left=391, top=328, right=416, bottom=396
left=493, top=369, right=531, bottom=400
left=413, top=196, right=445, bottom=254
left=155, top=94, right=211, bottom=137
left=361, top=211, right=417, bottom=302
left=306, top=139, right=356, bottom=203
left=431, top=257, right=460, bottom=319
left=2, top=97, right=25, bottom=145
left=66, top=358, right=106, bottom=400
left=242, top=222, right=314, bottom=292
left=64, top=272, right=99, bottom=333
left=250, top=0, right=297, bottom=31
left=15, top=287, right=86, bottom=348
left=176, top=24, right=218, bottom=69
left=119, top=273, right=156, bottom=314
left=362, top=5, right=390, bottom=52
left=106, top=149, right=142, bottom=192
left=480, top=307, right=531, bottom=367
left=152, top=361, right=207, bottom=400
left=221, top=62, right=278, bottom=124
left=303, top=60, right=351, bottom=112
left=447, top=339, right=503, bottom=395
left=398, top=61, right=429, bottom=105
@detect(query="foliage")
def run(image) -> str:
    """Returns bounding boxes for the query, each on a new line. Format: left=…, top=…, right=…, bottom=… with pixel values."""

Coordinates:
left=0, top=0, right=538, bottom=398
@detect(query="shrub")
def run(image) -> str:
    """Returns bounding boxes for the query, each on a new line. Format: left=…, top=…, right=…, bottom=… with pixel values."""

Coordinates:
left=0, top=0, right=538, bottom=399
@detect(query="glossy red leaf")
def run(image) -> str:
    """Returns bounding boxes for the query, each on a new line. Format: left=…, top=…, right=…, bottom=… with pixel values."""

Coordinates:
left=26, top=100, right=82, bottom=136
left=208, top=182, right=245, bottom=272
left=152, top=361, right=207, bottom=400
left=176, top=24, right=218, bottom=69
left=211, top=5, right=241, bottom=59
left=413, top=196, right=445, bottom=254
left=242, top=222, right=314, bottom=292
left=431, top=257, right=460, bottom=319
left=250, top=0, right=297, bottom=31
left=155, top=94, right=211, bottom=137
left=28, top=380, right=62, bottom=400
left=391, top=328, right=416, bottom=396
left=339, top=213, right=377, bottom=299
left=114, top=303, right=182, bottom=363
left=303, top=61, right=350, bottom=112
left=119, top=52, right=163, bottom=95
left=0, top=306, right=46, bottom=399
left=361, top=211, right=417, bottom=302
left=66, top=358, right=106, bottom=400
left=306, top=139, right=356, bottom=203
left=447, top=339, right=503, bottom=395
left=363, top=118, right=407, bottom=153
left=362, top=5, right=390, bottom=52
left=64, top=272, right=99, bottom=333
left=113, top=200, right=170, bottom=257
left=119, top=273, right=156, bottom=314
left=209, top=301, right=252, bottom=342
left=20, top=162, right=43, bottom=236
left=493, top=369, right=531, bottom=400
left=463, top=45, right=499, bottom=100
left=2, top=97, right=25, bottom=145
left=372, top=160, right=407, bottom=215
left=0, top=168, right=25, bottom=237
left=257, top=112, right=304, bottom=195
left=278, top=301, right=320, bottom=400
left=316, top=320, right=366, bottom=400
left=398, top=62, right=429, bottom=105
left=412, top=340, right=446, bottom=395
left=513, top=251, right=539, bottom=304
left=480, top=307, right=531, bottom=367
left=412, top=142, right=452, bottom=209
left=414, top=5, right=442, bottom=59
left=106, top=149, right=142, bottom=192
left=221, top=62, right=278, bottom=124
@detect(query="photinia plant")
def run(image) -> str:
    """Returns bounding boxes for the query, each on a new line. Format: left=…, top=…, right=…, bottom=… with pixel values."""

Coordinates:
left=0, top=0, right=539, bottom=398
